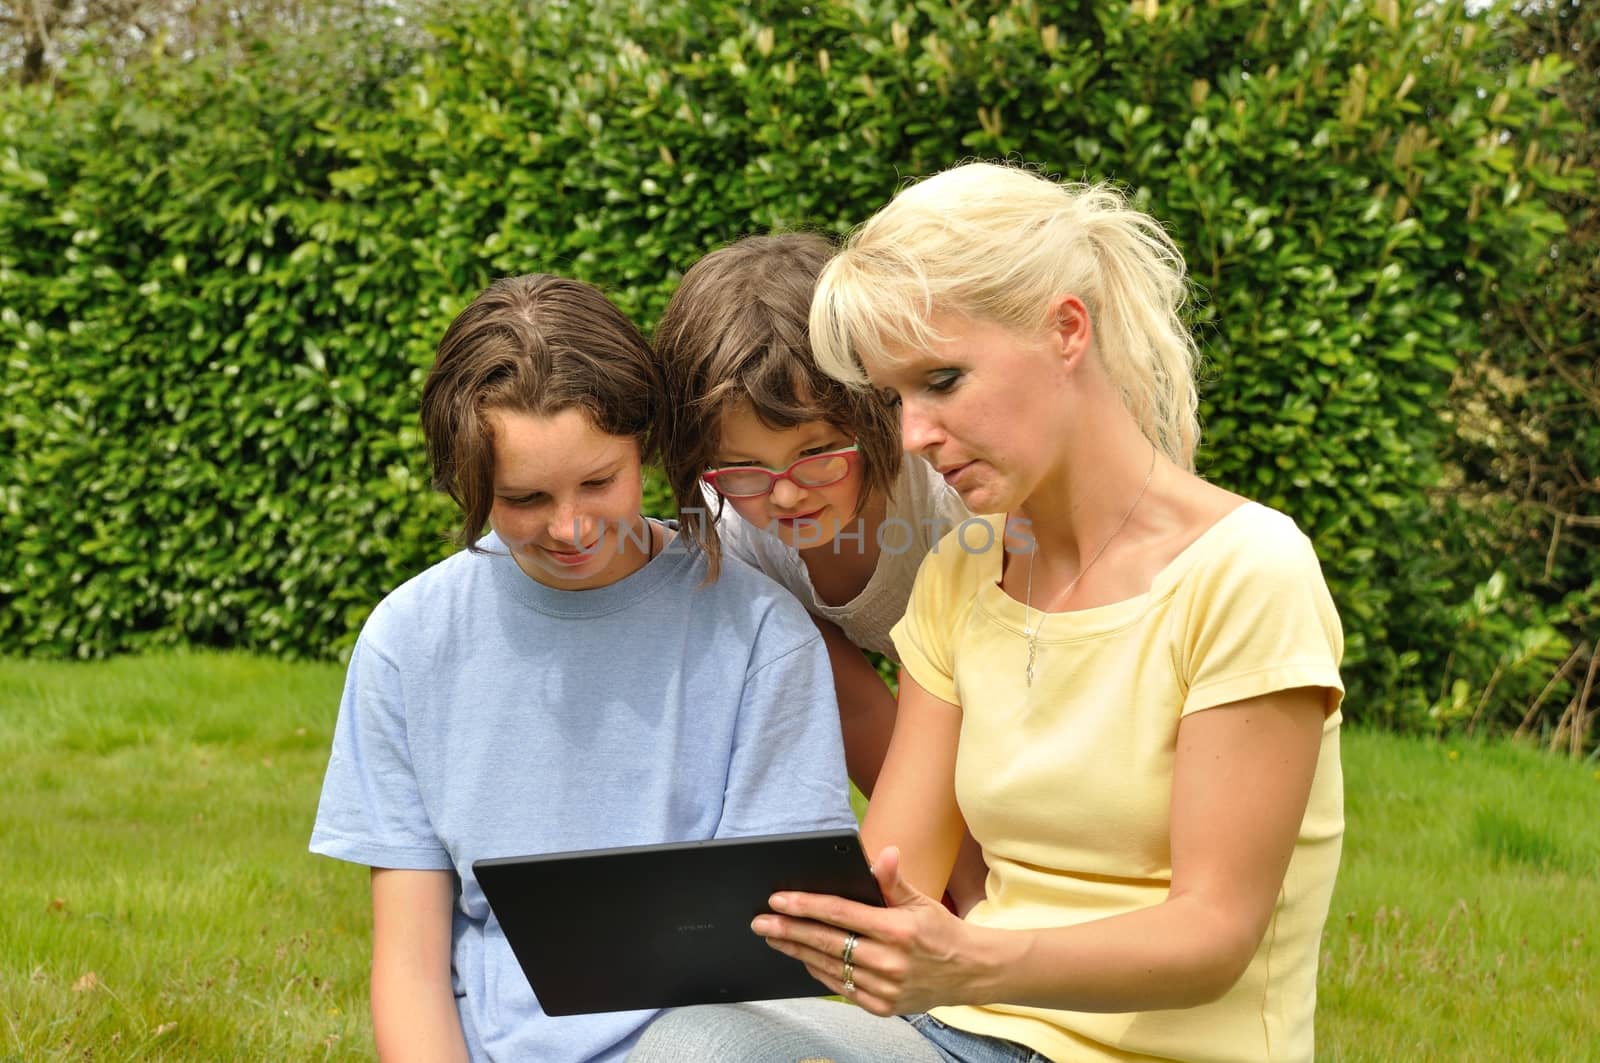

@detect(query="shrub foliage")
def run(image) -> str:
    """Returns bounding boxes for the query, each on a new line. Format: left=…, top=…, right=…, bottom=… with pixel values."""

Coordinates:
left=1436, top=0, right=1598, bottom=745
left=0, top=0, right=1584, bottom=733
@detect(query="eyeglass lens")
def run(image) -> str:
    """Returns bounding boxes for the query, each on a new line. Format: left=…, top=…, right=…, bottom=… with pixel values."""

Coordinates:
left=714, top=452, right=852, bottom=496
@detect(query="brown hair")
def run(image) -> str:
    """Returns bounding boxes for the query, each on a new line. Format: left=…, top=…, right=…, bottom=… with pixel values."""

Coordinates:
left=655, top=233, right=901, bottom=579
left=420, top=274, right=663, bottom=551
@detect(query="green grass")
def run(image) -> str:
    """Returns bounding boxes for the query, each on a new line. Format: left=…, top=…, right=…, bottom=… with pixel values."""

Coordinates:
left=1, top=653, right=370, bottom=1061
left=3, top=654, right=1597, bottom=1061
left=1318, top=735, right=1600, bottom=1062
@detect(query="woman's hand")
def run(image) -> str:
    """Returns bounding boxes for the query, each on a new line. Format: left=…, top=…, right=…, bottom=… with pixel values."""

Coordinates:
left=751, top=846, right=988, bottom=1016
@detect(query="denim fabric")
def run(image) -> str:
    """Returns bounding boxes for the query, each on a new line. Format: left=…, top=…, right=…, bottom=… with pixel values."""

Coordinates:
left=907, top=1013, right=1048, bottom=1063
left=626, top=999, right=1048, bottom=1063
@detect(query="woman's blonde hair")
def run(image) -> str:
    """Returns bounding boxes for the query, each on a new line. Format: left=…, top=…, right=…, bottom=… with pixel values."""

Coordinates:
left=810, top=161, right=1200, bottom=468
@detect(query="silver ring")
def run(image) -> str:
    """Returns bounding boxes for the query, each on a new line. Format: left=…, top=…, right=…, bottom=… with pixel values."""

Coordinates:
left=841, top=932, right=858, bottom=965
left=842, top=961, right=855, bottom=994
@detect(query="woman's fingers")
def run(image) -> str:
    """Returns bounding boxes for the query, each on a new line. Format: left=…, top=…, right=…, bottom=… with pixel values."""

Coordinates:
left=766, top=846, right=927, bottom=923
left=768, top=888, right=884, bottom=927
left=796, top=956, right=898, bottom=1017
left=758, top=915, right=872, bottom=971
left=749, top=855, right=951, bottom=1013
left=758, top=915, right=912, bottom=1012
left=869, top=845, right=920, bottom=907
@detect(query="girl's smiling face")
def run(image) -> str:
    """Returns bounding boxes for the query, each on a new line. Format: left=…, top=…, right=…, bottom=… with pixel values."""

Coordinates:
left=708, top=406, right=866, bottom=554
left=487, top=406, right=649, bottom=590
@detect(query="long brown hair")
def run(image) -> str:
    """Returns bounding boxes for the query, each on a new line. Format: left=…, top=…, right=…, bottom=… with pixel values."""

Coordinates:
left=420, top=274, right=663, bottom=551
left=655, top=233, right=901, bottom=579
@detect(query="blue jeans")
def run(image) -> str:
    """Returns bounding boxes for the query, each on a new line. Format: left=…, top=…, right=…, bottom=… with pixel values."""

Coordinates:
left=909, top=1012, right=1048, bottom=1063
left=626, top=998, right=1049, bottom=1063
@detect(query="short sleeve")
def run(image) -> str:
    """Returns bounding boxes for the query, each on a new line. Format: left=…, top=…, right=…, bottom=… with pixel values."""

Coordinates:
left=1179, top=513, right=1345, bottom=719
left=309, top=626, right=453, bottom=869
left=716, top=607, right=856, bottom=839
left=889, top=528, right=971, bottom=706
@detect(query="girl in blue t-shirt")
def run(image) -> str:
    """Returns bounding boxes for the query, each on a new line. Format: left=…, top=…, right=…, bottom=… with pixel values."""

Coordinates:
left=310, top=274, right=854, bottom=1062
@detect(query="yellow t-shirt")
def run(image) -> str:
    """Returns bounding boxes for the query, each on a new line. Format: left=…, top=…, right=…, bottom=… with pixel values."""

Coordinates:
left=891, top=503, right=1344, bottom=1063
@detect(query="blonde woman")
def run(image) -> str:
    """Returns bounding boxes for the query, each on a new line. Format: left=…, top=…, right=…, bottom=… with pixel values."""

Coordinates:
left=631, top=162, right=1345, bottom=1063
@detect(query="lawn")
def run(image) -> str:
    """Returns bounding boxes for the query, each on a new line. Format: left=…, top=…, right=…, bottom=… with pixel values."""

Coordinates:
left=2, top=653, right=1596, bottom=1061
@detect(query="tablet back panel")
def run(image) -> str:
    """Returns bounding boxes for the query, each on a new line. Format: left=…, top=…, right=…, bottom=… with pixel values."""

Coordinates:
left=474, top=829, right=883, bottom=1016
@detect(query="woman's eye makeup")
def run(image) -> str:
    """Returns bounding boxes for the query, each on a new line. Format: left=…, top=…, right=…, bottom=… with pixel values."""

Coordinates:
left=926, top=369, right=962, bottom=392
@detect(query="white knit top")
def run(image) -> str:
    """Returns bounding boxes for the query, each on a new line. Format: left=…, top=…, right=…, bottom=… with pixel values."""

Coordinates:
left=712, top=456, right=971, bottom=660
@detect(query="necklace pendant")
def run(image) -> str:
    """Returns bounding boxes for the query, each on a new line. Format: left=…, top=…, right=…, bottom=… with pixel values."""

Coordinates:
left=1025, top=637, right=1036, bottom=688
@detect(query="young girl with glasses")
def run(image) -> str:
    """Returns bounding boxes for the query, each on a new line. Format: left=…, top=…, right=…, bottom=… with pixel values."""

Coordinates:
left=632, top=164, right=1344, bottom=1063
left=655, top=235, right=972, bottom=806
left=310, top=274, right=855, bottom=1062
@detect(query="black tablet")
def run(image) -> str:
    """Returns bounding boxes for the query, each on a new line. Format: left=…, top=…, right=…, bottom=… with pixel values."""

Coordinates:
left=473, top=828, right=883, bottom=1016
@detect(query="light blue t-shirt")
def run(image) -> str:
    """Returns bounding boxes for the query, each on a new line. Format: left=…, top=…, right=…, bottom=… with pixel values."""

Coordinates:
left=310, top=529, right=855, bottom=1063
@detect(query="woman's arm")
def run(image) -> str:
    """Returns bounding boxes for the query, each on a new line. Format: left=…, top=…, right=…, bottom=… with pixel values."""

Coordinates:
left=859, top=672, right=967, bottom=900
left=757, top=684, right=1327, bottom=1015
left=813, top=617, right=898, bottom=797
left=370, top=868, right=469, bottom=1063
left=963, top=684, right=1328, bottom=1011
left=818, top=625, right=989, bottom=910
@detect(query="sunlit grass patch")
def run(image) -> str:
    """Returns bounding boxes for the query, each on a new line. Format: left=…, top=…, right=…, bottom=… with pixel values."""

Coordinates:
left=1318, top=732, right=1599, bottom=1061
left=1469, top=808, right=1568, bottom=871
left=2, top=651, right=369, bottom=1061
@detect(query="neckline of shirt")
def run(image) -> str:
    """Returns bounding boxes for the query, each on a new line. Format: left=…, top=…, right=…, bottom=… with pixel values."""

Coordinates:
left=975, top=501, right=1262, bottom=640
left=483, top=524, right=691, bottom=618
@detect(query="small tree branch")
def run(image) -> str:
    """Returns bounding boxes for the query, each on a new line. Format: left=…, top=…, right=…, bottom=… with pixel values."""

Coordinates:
left=1572, top=646, right=1599, bottom=759
left=1545, top=513, right=1562, bottom=580
left=1516, top=641, right=1589, bottom=740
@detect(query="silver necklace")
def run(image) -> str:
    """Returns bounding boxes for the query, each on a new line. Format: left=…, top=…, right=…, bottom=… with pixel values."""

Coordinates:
left=1021, top=443, right=1156, bottom=687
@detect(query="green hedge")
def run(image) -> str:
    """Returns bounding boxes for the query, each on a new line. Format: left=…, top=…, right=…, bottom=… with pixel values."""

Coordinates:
left=0, top=0, right=1579, bottom=730
left=1433, top=0, right=1598, bottom=742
